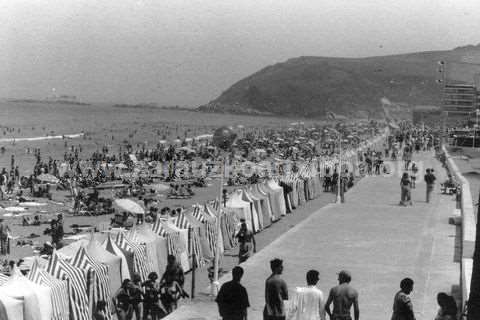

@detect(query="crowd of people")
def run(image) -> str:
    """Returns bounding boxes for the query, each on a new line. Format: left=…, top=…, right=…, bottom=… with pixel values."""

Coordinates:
left=108, top=254, right=188, bottom=320
left=0, top=119, right=466, bottom=320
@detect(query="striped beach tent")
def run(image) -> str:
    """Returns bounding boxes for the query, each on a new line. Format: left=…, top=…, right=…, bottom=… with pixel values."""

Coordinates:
left=202, top=203, right=225, bottom=256
left=0, top=291, right=24, bottom=320
left=71, top=247, right=113, bottom=320
left=46, top=252, right=90, bottom=320
left=87, top=239, right=122, bottom=296
left=152, top=220, right=190, bottom=271
left=28, top=259, right=69, bottom=320
left=191, top=204, right=206, bottom=222
left=0, top=274, right=53, bottom=320
left=221, top=210, right=238, bottom=250
left=115, top=232, right=150, bottom=282
left=102, top=234, right=134, bottom=281
left=0, top=273, right=8, bottom=285
left=152, top=217, right=169, bottom=236
left=166, top=231, right=186, bottom=261
left=175, top=210, right=208, bottom=268
left=127, top=224, right=163, bottom=276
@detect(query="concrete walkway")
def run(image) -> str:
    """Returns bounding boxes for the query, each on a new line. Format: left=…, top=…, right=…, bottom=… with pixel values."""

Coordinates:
left=165, top=151, right=460, bottom=320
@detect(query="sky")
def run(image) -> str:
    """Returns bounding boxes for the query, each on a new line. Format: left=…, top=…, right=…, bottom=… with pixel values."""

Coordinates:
left=1, top=0, right=480, bottom=106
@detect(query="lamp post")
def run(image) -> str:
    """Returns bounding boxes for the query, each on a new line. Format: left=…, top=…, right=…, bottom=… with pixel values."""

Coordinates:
left=331, top=128, right=342, bottom=204
left=211, top=126, right=237, bottom=297
left=337, top=136, right=342, bottom=204
left=475, top=109, right=480, bottom=149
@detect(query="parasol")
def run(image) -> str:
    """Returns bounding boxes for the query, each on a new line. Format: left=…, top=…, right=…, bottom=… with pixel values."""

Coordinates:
left=36, top=173, right=59, bottom=184
left=114, top=199, right=145, bottom=215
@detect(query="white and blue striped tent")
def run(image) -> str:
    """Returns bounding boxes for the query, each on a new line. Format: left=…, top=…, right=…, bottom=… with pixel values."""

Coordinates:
left=71, top=247, right=113, bottom=320
left=28, top=259, right=69, bottom=320
left=46, top=252, right=90, bottom=320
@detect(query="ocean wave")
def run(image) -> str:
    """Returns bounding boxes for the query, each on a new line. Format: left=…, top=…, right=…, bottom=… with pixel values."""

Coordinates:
left=0, top=133, right=84, bottom=143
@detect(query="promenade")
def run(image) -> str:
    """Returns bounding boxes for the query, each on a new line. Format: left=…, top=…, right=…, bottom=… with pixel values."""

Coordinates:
left=166, top=151, right=460, bottom=320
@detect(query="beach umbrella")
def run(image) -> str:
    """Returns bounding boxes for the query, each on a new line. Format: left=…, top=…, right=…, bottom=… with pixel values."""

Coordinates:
left=36, top=173, right=59, bottom=184
left=213, top=126, right=237, bottom=151
left=114, top=199, right=145, bottom=215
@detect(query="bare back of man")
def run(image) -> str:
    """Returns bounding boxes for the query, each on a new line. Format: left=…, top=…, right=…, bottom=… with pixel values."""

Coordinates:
left=326, top=283, right=359, bottom=320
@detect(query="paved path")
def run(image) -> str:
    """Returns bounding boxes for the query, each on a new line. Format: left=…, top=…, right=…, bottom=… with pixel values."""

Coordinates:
left=166, top=151, right=460, bottom=320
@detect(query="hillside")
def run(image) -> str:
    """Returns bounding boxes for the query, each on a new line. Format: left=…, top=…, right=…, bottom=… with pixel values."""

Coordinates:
left=198, top=44, right=480, bottom=118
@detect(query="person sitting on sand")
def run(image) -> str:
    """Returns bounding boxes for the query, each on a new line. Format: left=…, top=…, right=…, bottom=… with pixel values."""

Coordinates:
left=186, top=184, right=194, bottom=196
left=178, top=184, right=187, bottom=197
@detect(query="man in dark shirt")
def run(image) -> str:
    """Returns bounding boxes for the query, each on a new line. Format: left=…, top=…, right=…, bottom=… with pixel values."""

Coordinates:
left=216, top=266, right=250, bottom=320
left=264, top=258, right=288, bottom=320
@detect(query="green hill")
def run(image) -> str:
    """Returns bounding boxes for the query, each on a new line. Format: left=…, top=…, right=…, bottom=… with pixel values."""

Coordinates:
left=198, top=44, right=480, bottom=118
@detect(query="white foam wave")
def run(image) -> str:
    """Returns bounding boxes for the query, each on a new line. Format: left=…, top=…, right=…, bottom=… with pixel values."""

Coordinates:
left=0, top=133, right=84, bottom=143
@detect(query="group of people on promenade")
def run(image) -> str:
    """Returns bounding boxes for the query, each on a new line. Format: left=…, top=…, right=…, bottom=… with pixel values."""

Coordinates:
left=216, top=258, right=458, bottom=320
left=399, top=168, right=437, bottom=206
left=107, top=254, right=187, bottom=320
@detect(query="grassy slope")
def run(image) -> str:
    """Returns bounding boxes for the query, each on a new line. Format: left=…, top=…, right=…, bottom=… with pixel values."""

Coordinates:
left=200, top=44, right=480, bottom=118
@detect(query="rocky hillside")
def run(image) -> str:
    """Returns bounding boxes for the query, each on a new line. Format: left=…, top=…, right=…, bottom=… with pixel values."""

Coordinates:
left=198, top=44, right=480, bottom=118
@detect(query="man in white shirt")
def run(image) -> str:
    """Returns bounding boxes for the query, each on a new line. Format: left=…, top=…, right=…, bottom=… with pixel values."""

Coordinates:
left=289, top=269, right=326, bottom=320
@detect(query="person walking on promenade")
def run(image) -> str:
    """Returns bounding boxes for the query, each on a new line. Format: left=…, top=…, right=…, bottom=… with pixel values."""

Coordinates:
left=399, top=173, right=412, bottom=206
left=325, top=270, right=359, bottom=320
left=391, top=278, right=415, bottom=320
left=424, top=168, right=436, bottom=203
left=289, top=269, right=326, bottom=320
left=264, top=258, right=288, bottom=320
left=216, top=266, right=250, bottom=320
left=236, top=219, right=256, bottom=264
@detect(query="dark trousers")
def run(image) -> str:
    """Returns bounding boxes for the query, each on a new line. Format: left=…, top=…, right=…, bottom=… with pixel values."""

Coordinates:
left=426, top=185, right=434, bottom=203
left=0, top=238, right=9, bottom=255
